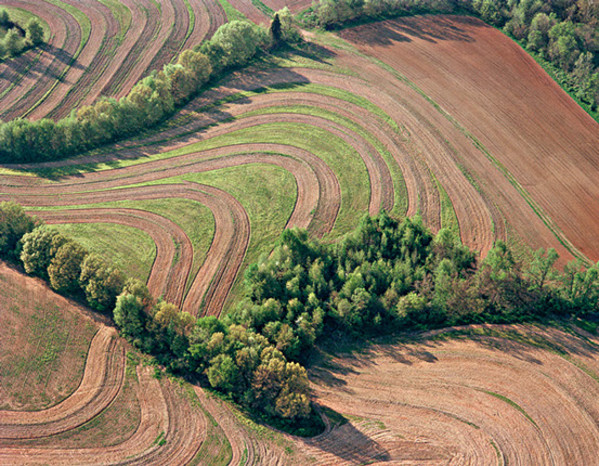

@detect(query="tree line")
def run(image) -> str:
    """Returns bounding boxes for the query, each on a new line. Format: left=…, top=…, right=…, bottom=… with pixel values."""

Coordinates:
left=2, top=203, right=598, bottom=429
left=0, top=12, right=301, bottom=164
left=303, top=0, right=599, bottom=111
left=0, top=9, right=44, bottom=60
left=231, top=212, right=599, bottom=362
left=0, top=201, right=313, bottom=429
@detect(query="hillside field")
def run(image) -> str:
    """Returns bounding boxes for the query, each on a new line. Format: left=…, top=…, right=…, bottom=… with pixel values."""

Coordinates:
left=1, top=1, right=598, bottom=464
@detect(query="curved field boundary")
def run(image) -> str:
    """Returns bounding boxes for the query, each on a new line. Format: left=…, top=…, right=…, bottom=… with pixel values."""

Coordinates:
left=299, top=325, right=599, bottom=465
left=0, top=326, right=125, bottom=441
left=35, top=208, right=193, bottom=307
left=0, top=0, right=223, bottom=122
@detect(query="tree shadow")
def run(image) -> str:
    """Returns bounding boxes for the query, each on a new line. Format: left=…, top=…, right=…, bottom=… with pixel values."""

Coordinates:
left=2, top=67, right=311, bottom=180
left=301, top=420, right=391, bottom=464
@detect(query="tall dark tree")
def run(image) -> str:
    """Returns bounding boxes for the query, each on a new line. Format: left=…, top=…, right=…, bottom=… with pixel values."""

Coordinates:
left=271, top=13, right=282, bottom=45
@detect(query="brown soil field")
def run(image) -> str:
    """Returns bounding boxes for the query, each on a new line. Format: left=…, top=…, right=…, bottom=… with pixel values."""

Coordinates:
left=0, top=0, right=226, bottom=121
left=298, top=324, right=599, bottom=465
left=0, top=265, right=220, bottom=465
left=340, top=15, right=599, bottom=263
left=0, top=262, right=100, bottom=411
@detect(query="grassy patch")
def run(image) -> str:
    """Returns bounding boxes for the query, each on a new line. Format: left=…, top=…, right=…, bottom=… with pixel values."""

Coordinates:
left=0, top=270, right=97, bottom=410
left=50, top=222, right=156, bottom=282
left=217, top=0, right=248, bottom=22
left=186, top=387, right=233, bottom=466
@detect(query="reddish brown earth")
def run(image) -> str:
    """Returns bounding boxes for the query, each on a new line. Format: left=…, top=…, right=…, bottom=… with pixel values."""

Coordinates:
left=340, top=15, right=599, bottom=263
left=298, top=324, right=599, bottom=465
left=0, top=0, right=226, bottom=121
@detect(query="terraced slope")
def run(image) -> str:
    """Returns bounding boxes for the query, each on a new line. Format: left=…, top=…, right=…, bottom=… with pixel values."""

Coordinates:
left=300, top=324, right=599, bottom=465
left=0, top=0, right=226, bottom=121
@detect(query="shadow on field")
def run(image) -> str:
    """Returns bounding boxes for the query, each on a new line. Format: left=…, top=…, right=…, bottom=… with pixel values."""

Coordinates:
left=340, top=15, right=483, bottom=47
left=302, top=420, right=391, bottom=464
left=2, top=67, right=311, bottom=180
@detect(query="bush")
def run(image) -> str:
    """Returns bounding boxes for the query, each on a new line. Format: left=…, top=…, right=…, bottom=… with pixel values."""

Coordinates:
left=0, top=201, right=37, bottom=259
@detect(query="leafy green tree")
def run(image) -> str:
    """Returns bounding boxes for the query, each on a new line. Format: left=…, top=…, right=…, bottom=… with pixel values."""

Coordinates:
left=20, top=227, right=67, bottom=277
left=4, top=28, right=24, bottom=56
left=79, top=254, right=125, bottom=312
left=0, top=201, right=37, bottom=259
left=48, top=241, right=88, bottom=293
left=25, top=19, right=44, bottom=46
left=113, top=292, right=146, bottom=339
left=207, top=354, right=239, bottom=393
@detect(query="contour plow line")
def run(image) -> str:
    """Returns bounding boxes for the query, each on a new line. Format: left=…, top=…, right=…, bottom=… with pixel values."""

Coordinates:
left=0, top=326, right=125, bottom=441
left=33, top=207, right=192, bottom=307
left=0, top=365, right=206, bottom=465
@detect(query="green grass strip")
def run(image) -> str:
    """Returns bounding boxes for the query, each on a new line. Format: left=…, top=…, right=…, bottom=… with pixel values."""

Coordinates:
left=479, top=389, right=538, bottom=429
left=98, top=0, right=132, bottom=46
left=217, top=0, right=247, bottom=22
left=50, top=222, right=156, bottom=282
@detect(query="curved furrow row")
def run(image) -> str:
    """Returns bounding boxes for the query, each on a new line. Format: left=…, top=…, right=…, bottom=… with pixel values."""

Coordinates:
left=300, top=326, right=599, bottom=465
left=0, top=0, right=217, bottom=121
left=0, top=326, right=125, bottom=441
left=1, top=146, right=342, bottom=314
left=28, top=0, right=117, bottom=120
left=35, top=208, right=192, bottom=306
left=0, top=365, right=208, bottom=465
left=0, top=0, right=80, bottom=121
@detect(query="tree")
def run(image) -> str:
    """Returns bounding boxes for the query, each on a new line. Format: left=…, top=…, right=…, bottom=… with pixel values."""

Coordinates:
left=0, top=201, right=37, bottom=259
left=4, top=29, right=24, bottom=56
left=47, top=241, right=88, bottom=293
left=114, top=292, right=146, bottom=339
left=25, top=19, right=44, bottom=46
left=20, top=227, right=68, bottom=277
left=270, top=13, right=282, bottom=45
left=207, top=354, right=239, bottom=393
left=0, top=10, right=10, bottom=28
left=79, top=254, right=125, bottom=312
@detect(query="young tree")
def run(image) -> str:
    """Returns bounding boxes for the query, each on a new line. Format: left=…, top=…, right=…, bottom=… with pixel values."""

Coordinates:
left=48, top=241, right=88, bottom=293
left=0, top=201, right=37, bottom=259
left=25, top=19, right=44, bottom=46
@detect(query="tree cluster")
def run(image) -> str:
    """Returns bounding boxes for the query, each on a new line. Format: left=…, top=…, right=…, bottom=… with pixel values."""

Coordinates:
left=306, top=0, right=599, bottom=110
left=5, top=202, right=597, bottom=427
left=0, top=10, right=44, bottom=60
left=231, top=212, right=599, bottom=363
left=0, top=201, right=311, bottom=423
left=0, top=20, right=271, bottom=164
